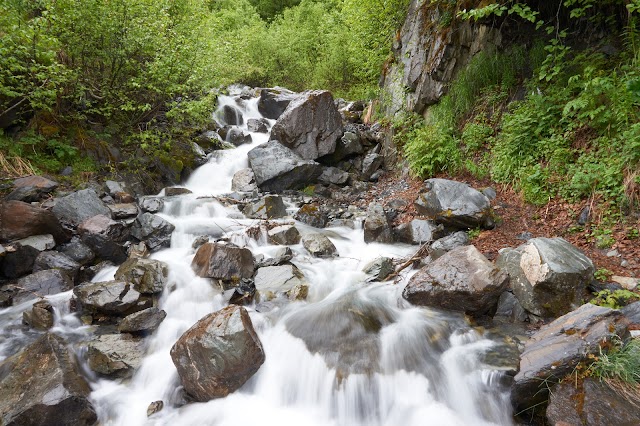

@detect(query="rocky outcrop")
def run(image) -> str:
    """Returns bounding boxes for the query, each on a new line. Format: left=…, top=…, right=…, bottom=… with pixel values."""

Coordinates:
left=270, top=90, right=342, bottom=160
left=0, top=333, right=97, bottom=426
left=302, top=233, right=337, bottom=257
left=497, top=237, right=594, bottom=318
left=403, top=245, right=508, bottom=316
left=130, top=213, right=175, bottom=252
left=510, top=303, right=629, bottom=412
left=0, top=201, right=67, bottom=244
left=114, top=257, right=168, bottom=294
left=247, top=140, right=322, bottom=192
left=191, top=242, right=254, bottom=280
left=52, top=189, right=111, bottom=227
left=87, top=333, right=144, bottom=379
left=170, top=305, right=265, bottom=401
left=414, top=179, right=493, bottom=229
left=363, top=204, right=394, bottom=244
left=546, top=378, right=640, bottom=426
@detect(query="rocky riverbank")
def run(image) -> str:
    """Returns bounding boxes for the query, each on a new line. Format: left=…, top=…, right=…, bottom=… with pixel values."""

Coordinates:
left=0, top=86, right=638, bottom=426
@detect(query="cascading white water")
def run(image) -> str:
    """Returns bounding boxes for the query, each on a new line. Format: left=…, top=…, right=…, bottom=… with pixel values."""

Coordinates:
left=0, top=86, right=514, bottom=426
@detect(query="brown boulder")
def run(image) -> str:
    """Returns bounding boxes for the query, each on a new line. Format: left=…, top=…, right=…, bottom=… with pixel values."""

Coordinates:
left=0, top=201, right=67, bottom=244
left=191, top=242, right=254, bottom=280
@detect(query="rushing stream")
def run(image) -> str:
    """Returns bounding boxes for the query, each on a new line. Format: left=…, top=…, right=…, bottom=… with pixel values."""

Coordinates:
left=0, top=88, right=513, bottom=425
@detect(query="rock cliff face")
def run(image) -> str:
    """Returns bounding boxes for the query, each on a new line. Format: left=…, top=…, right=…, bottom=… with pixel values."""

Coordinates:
left=381, top=0, right=502, bottom=117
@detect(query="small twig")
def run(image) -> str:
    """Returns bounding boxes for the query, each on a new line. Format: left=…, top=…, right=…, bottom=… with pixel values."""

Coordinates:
left=384, top=241, right=431, bottom=282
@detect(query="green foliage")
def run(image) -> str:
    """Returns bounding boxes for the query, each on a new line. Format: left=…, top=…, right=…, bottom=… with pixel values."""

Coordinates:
left=594, top=268, right=613, bottom=282
left=589, top=337, right=640, bottom=384
left=590, top=289, right=639, bottom=309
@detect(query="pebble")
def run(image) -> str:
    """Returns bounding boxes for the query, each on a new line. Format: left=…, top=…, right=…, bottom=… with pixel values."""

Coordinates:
left=606, top=250, right=620, bottom=257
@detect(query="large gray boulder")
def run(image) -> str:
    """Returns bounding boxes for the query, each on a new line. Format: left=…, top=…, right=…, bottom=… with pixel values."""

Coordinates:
left=302, top=233, right=338, bottom=257
left=73, top=280, right=149, bottom=317
left=33, top=250, right=81, bottom=282
left=6, top=175, right=58, bottom=202
left=414, top=178, right=493, bottom=229
left=130, top=213, right=175, bottom=251
left=270, top=90, right=342, bottom=160
left=394, top=219, right=444, bottom=245
left=247, top=140, right=322, bottom=192
left=191, top=242, right=254, bottom=280
left=254, top=264, right=306, bottom=300
left=170, top=305, right=265, bottom=401
left=114, top=257, right=168, bottom=294
left=497, top=237, right=594, bottom=318
left=0, top=333, right=97, bottom=426
left=0, top=200, right=67, bottom=244
left=118, top=307, right=167, bottom=334
left=14, top=269, right=73, bottom=305
left=87, top=333, right=144, bottom=379
left=52, top=189, right=111, bottom=227
left=511, top=303, right=629, bottom=412
left=257, top=87, right=299, bottom=120
left=403, top=245, right=508, bottom=316
left=363, top=204, right=394, bottom=244
left=546, top=378, right=640, bottom=426
left=242, top=195, right=287, bottom=219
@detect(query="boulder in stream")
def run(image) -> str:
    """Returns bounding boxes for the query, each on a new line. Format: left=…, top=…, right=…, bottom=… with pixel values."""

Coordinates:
left=170, top=305, right=265, bottom=401
left=73, top=280, right=150, bottom=317
left=496, top=237, right=594, bottom=318
left=267, top=225, right=301, bottom=245
left=87, top=333, right=144, bottom=379
left=191, top=242, right=255, bottom=281
left=114, top=257, right=168, bottom=294
left=242, top=195, right=287, bottom=219
left=118, top=307, right=167, bottom=334
left=403, top=245, right=508, bottom=316
left=254, top=264, right=306, bottom=300
left=363, top=203, right=394, bottom=244
left=414, top=178, right=493, bottom=229
left=130, top=212, right=175, bottom=252
left=13, top=269, right=73, bottom=305
left=0, top=333, right=97, bottom=426
left=22, top=299, right=55, bottom=330
left=302, top=233, right=337, bottom=257
left=257, top=87, right=299, bottom=120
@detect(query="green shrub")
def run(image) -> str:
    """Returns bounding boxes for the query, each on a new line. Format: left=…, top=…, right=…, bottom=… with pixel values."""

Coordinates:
left=589, top=337, right=640, bottom=384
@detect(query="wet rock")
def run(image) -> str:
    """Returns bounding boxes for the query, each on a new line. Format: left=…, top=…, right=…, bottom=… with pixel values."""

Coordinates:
left=221, top=104, right=243, bottom=126
left=87, top=333, right=144, bottom=379
left=22, top=300, right=54, bottom=330
left=547, top=378, right=640, bottom=426
left=496, top=237, right=594, bottom=318
left=361, top=152, right=384, bottom=181
left=104, top=180, right=128, bottom=196
left=80, top=220, right=127, bottom=264
left=118, top=307, right=167, bottom=334
left=622, top=301, right=640, bottom=327
left=147, top=401, right=164, bottom=417
left=58, top=237, right=95, bottom=265
left=302, top=233, right=337, bottom=257
left=247, top=118, right=269, bottom=133
left=73, top=280, right=149, bottom=317
left=430, top=231, right=469, bottom=260
left=231, top=168, right=258, bottom=192
left=493, top=291, right=528, bottom=323
left=414, top=178, right=493, bottom=229
left=0, top=333, right=97, bottom=426
left=0, top=200, right=67, bottom=244
left=164, top=187, right=192, bottom=197
left=114, top=257, right=168, bottom=294
left=1, top=243, right=40, bottom=278
left=577, top=206, right=591, bottom=225
left=108, top=203, right=138, bottom=219
left=78, top=214, right=127, bottom=241
left=403, top=245, right=508, bottom=316
left=131, top=213, right=175, bottom=252
left=14, top=269, right=73, bottom=305
left=510, top=303, right=629, bottom=412
left=323, top=131, right=363, bottom=163
left=226, top=128, right=252, bottom=147
left=228, top=278, right=256, bottom=306
left=394, top=219, right=444, bottom=245
left=14, top=234, right=56, bottom=251
left=294, top=203, right=329, bottom=228
left=362, top=257, right=394, bottom=282
left=33, top=250, right=81, bottom=282
left=6, top=175, right=58, bottom=202
left=257, top=87, right=299, bottom=119
left=52, top=189, right=111, bottom=227
left=288, top=283, right=309, bottom=301
left=139, top=197, right=164, bottom=213
left=242, top=195, right=287, bottom=219
left=170, top=305, right=265, bottom=401
left=267, top=225, right=301, bottom=245
left=327, top=219, right=356, bottom=229
left=191, top=242, right=254, bottom=280
left=256, top=247, right=294, bottom=267
left=318, top=167, right=350, bottom=186
left=254, top=264, right=306, bottom=300
left=364, top=204, right=394, bottom=244
left=270, top=90, right=343, bottom=160
left=247, top=140, right=322, bottom=192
